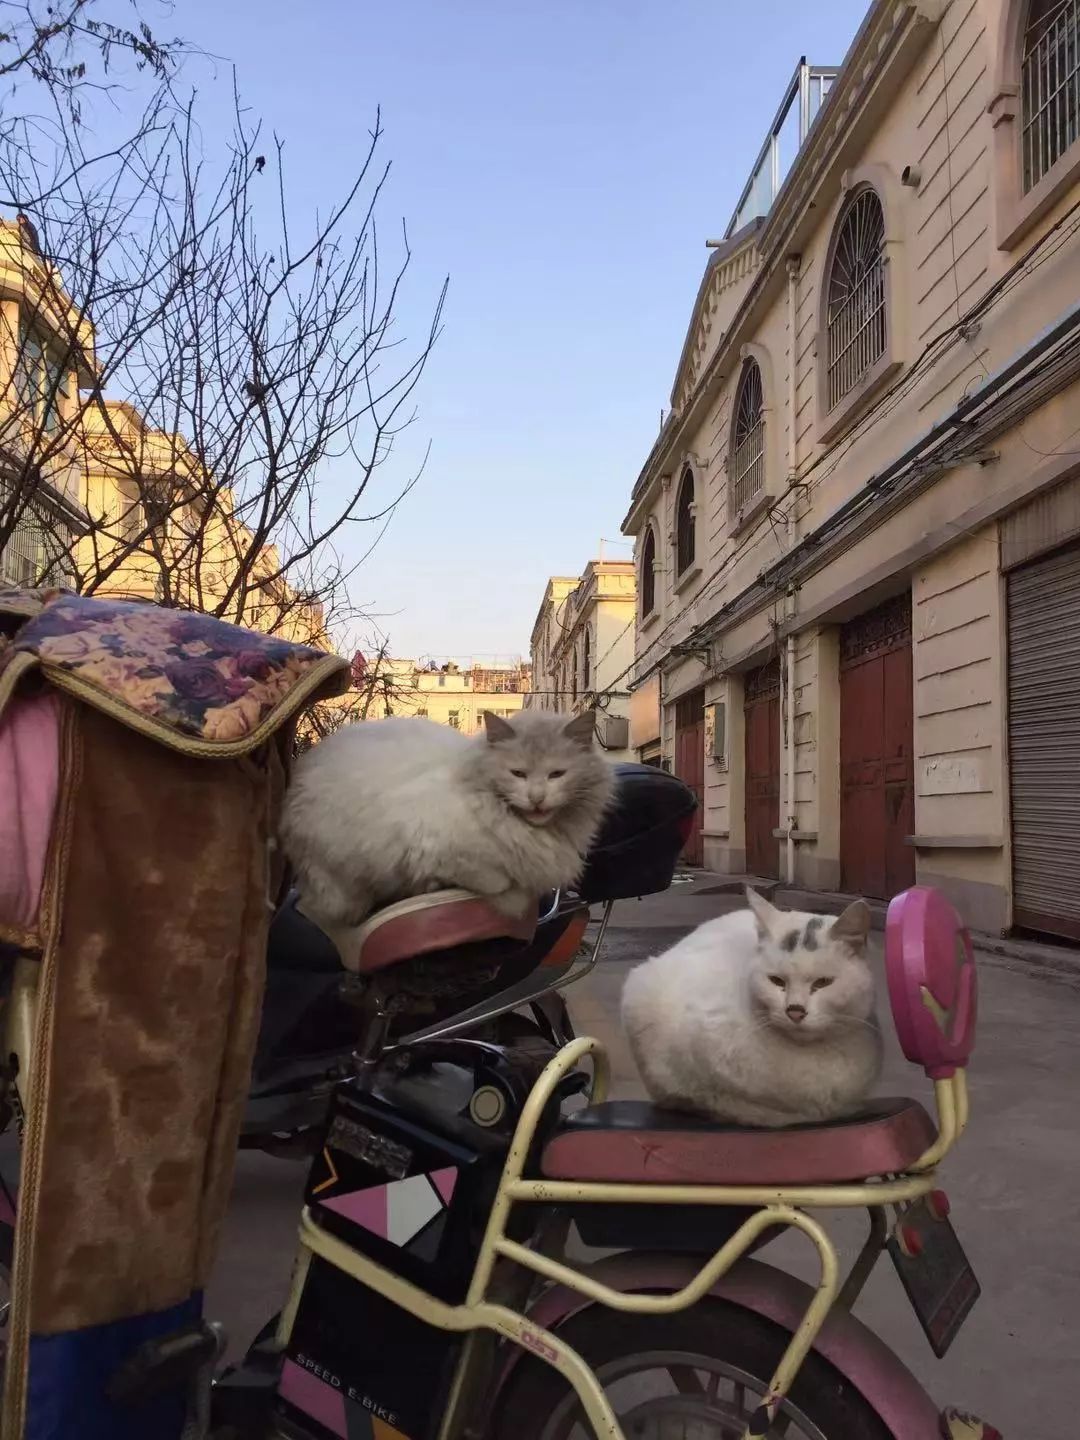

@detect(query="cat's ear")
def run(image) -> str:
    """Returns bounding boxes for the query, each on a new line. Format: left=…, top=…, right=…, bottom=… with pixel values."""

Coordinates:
left=745, top=886, right=778, bottom=939
left=829, top=899, right=871, bottom=954
left=563, top=710, right=597, bottom=747
left=483, top=711, right=515, bottom=743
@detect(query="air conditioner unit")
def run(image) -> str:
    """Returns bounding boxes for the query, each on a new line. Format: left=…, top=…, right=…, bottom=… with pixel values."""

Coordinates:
left=596, top=713, right=629, bottom=751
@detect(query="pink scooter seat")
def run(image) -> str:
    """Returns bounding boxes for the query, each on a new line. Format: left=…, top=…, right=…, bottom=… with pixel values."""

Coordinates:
left=540, top=1097, right=937, bottom=1186
left=339, top=889, right=537, bottom=975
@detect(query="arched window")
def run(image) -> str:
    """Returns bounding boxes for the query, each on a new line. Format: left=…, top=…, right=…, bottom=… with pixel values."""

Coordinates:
left=825, top=188, right=886, bottom=411
left=731, top=359, right=765, bottom=514
left=581, top=625, right=591, bottom=690
left=1021, top=0, right=1080, bottom=192
left=675, top=466, right=696, bottom=576
left=640, top=526, right=657, bottom=617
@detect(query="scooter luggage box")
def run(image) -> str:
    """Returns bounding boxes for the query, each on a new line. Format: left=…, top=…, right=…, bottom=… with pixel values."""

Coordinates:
left=276, top=1254, right=461, bottom=1440
left=276, top=1082, right=513, bottom=1440
left=302, top=1081, right=510, bottom=1304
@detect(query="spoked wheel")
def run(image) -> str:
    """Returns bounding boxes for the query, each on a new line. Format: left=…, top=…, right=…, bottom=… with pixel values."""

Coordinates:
left=493, top=1302, right=892, bottom=1440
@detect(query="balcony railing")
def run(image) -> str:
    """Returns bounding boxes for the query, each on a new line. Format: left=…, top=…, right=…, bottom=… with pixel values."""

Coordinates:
left=725, top=59, right=838, bottom=238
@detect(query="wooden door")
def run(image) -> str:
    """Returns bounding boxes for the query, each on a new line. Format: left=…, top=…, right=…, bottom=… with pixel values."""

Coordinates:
left=674, top=689, right=705, bottom=866
left=744, top=660, right=780, bottom=879
left=840, top=593, right=916, bottom=899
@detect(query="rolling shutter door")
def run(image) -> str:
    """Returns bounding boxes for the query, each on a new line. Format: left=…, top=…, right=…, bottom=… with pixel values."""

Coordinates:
left=1008, top=544, right=1080, bottom=939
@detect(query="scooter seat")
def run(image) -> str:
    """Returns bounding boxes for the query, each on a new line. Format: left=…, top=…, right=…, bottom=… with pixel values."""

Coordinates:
left=334, top=889, right=537, bottom=975
left=539, top=1097, right=937, bottom=1187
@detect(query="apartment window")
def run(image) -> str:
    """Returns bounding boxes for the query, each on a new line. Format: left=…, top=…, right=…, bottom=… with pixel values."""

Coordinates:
left=640, top=526, right=657, bottom=617
left=675, top=465, right=696, bottom=576
left=582, top=626, right=591, bottom=690
left=16, top=322, right=68, bottom=434
left=416, top=707, right=428, bottom=718
left=825, top=188, right=886, bottom=412
left=1021, top=0, right=1080, bottom=192
left=142, top=482, right=174, bottom=534
left=730, top=358, right=765, bottom=514
left=0, top=488, right=69, bottom=587
left=448, top=709, right=460, bottom=728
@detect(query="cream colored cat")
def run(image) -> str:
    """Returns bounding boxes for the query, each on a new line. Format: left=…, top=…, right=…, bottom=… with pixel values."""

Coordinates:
left=621, top=888, right=882, bottom=1127
left=281, top=709, right=614, bottom=931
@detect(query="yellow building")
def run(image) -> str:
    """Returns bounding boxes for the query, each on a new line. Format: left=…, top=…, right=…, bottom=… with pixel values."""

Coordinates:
left=0, top=217, right=323, bottom=648
left=0, top=216, right=93, bottom=586
left=76, top=399, right=325, bottom=646
left=623, top=5, right=1080, bottom=939
left=355, top=656, right=531, bottom=734
left=527, top=561, right=636, bottom=757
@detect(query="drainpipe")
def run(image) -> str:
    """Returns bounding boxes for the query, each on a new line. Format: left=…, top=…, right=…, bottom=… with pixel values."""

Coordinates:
left=784, top=256, right=801, bottom=887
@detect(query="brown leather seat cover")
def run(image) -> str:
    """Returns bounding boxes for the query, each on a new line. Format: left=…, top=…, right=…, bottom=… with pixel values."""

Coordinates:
left=540, top=1097, right=937, bottom=1186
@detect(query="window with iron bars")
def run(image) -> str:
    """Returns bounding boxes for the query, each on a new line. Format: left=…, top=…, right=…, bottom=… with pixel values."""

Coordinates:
left=825, top=188, right=887, bottom=412
left=675, top=466, right=696, bottom=575
left=0, top=490, right=72, bottom=588
left=730, top=359, right=765, bottom=514
left=1021, top=0, right=1080, bottom=193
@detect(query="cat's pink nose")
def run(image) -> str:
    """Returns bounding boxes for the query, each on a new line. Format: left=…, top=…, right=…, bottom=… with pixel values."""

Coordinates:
left=785, top=1004, right=807, bottom=1024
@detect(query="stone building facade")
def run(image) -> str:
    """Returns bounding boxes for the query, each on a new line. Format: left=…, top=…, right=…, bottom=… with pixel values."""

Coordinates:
left=623, top=0, right=1080, bottom=939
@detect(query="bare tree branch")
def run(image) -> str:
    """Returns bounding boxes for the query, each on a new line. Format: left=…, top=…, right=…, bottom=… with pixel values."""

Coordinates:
left=0, top=6, right=445, bottom=649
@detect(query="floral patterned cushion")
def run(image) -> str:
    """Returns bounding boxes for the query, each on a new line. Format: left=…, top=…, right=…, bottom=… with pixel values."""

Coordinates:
left=4, top=593, right=348, bottom=754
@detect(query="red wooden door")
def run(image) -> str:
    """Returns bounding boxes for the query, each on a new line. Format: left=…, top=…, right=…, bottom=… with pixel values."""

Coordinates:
left=744, top=660, right=780, bottom=879
left=840, top=594, right=916, bottom=899
left=674, top=690, right=705, bottom=866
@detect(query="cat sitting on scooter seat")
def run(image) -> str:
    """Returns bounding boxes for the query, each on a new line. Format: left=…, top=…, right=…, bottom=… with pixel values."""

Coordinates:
left=622, top=888, right=882, bottom=1128
left=280, top=708, right=615, bottom=932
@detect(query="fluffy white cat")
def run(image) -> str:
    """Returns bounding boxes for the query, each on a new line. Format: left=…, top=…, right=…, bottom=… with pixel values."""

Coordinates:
left=621, top=888, right=882, bottom=1128
left=280, top=709, right=615, bottom=933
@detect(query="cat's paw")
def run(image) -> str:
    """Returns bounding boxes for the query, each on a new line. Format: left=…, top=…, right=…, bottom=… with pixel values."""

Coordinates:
left=488, top=887, right=534, bottom=920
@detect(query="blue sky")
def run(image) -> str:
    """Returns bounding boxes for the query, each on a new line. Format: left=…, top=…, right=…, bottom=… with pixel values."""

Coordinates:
left=175, top=0, right=869, bottom=661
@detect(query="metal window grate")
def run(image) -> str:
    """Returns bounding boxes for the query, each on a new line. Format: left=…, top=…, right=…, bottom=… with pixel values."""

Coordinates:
left=1021, top=0, right=1080, bottom=193
left=826, top=189, right=886, bottom=412
left=0, top=508, right=43, bottom=586
left=731, top=360, right=765, bottom=513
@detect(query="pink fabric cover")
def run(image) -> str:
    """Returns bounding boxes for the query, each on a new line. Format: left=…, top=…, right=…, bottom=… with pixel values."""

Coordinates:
left=0, top=690, right=61, bottom=935
left=885, top=886, right=978, bottom=1079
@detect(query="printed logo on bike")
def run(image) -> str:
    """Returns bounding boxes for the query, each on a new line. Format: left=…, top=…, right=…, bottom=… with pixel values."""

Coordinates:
left=279, top=1356, right=413, bottom=1440
left=326, top=1115, right=413, bottom=1179
left=314, top=1156, right=458, bottom=1257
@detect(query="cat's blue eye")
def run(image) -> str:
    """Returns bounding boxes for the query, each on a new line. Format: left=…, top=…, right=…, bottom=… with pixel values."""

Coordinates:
left=811, top=978, right=834, bottom=991
left=510, top=769, right=527, bottom=779
left=548, top=770, right=566, bottom=780
left=768, top=975, right=785, bottom=988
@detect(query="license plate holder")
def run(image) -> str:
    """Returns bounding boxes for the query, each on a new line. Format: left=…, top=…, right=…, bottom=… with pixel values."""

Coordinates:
left=887, top=1196, right=980, bottom=1357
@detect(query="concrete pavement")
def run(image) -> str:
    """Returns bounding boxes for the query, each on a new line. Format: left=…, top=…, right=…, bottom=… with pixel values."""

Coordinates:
left=209, top=876, right=1078, bottom=1438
